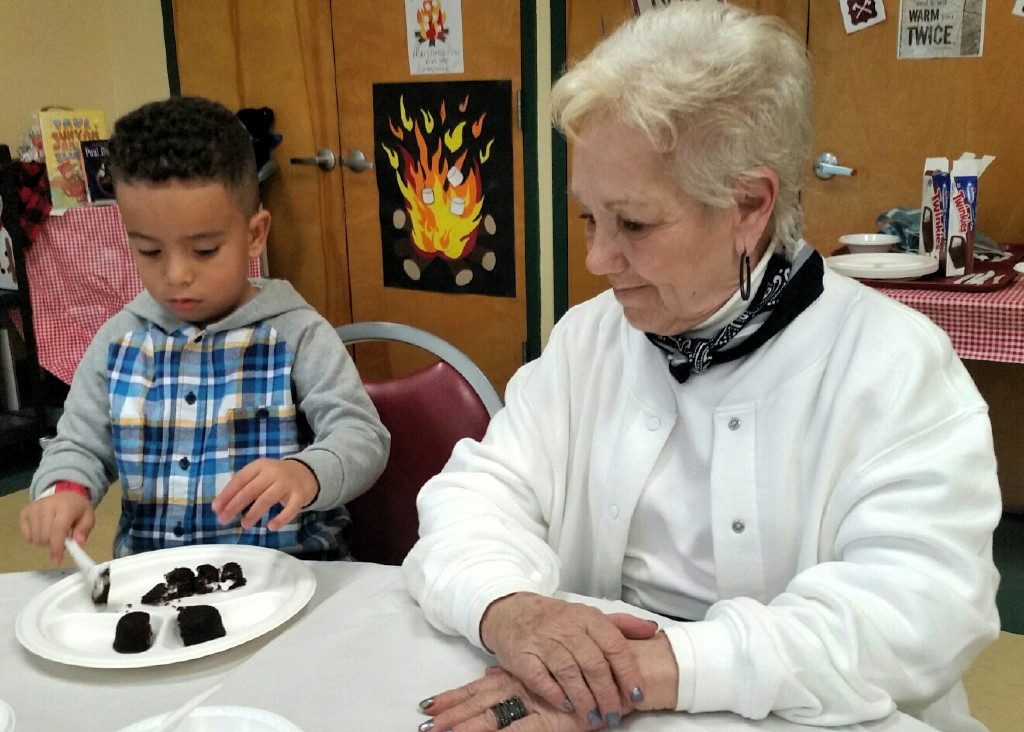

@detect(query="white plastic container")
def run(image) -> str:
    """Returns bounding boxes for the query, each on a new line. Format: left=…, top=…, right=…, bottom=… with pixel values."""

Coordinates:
left=838, top=233, right=900, bottom=254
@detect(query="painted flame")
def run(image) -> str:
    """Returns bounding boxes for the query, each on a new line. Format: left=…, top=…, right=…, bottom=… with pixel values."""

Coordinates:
left=383, top=97, right=487, bottom=261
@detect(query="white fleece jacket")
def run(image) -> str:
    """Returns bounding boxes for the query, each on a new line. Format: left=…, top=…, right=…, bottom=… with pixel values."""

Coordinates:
left=403, top=267, right=1001, bottom=732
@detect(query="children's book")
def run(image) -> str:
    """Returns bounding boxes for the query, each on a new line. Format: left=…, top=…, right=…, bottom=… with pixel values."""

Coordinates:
left=38, top=109, right=107, bottom=208
left=80, top=139, right=115, bottom=204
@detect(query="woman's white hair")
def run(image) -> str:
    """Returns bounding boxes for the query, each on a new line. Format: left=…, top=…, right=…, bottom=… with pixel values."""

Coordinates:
left=551, top=2, right=812, bottom=255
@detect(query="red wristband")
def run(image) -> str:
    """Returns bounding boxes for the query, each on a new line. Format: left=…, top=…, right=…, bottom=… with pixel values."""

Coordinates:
left=53, top=481, right=90, bottom=500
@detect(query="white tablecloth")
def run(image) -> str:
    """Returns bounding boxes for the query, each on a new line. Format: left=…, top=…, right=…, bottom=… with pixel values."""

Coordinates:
left=0, top=561, right=940, bottom=731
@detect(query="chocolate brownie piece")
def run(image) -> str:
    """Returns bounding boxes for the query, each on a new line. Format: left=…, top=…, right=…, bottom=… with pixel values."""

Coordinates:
left=113, top=611, right=153, bottom=653
left=92, top=565, right=111, bottom=605
left=141, top=562, right=246, bottom=605
left=163, top=567, right=197, bottom=600
left=177, top=605, right=226, bottom=646
left=140, top=582, right=169, bottom=606
left=194, top=564, right=220, bottom=594
left=141, top=566, right=200, bottom=605
left=219, top=562, right=246, bottom=590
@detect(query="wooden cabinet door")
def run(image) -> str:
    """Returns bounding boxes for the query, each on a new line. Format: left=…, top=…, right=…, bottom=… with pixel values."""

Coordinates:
left=565, top=1, right=1022, bottom=292
left=173, top=0, right=527, bottom=394
left=804, top=0, right=1024, bottom=253
left=172, top=0, right=352, bottom=325
left=331, top=2, right=527, bottom=391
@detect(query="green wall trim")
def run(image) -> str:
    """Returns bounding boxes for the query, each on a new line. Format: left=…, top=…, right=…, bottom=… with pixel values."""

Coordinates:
left=521, top=2, right=542, bottom=361
left=160, top=0, right=181, bottom=95
left=550, top=0, right=568, bottom=324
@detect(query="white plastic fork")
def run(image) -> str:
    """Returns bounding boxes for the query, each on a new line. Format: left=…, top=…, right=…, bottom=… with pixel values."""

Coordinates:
left=63, top=537, right=111, bottom=605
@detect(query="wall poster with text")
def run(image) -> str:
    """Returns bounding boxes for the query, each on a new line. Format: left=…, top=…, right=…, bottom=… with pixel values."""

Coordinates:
left=898, top=0, right=986, bottom=59
left=405, top=0, right=464, bottom=75
left=372, top=80, right=516, bottom=297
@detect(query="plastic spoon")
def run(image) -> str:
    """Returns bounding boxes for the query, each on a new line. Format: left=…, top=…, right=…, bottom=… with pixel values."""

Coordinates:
left=63, top=537, right=111, bottom=605
left=151, top=684, right=222, bottom=732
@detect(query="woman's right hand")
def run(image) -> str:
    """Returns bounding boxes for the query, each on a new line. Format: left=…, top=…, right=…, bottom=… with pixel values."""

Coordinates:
left=19, top=493, right=95, bottom=565
left=479, top=592, right=660, bottom=727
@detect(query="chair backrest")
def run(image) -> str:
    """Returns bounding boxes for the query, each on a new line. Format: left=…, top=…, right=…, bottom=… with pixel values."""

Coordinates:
left=337, top=322, right=502, bottom=565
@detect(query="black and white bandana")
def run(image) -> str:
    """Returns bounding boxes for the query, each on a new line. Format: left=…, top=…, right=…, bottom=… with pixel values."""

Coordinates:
left=646, top=244, right=824, bottom=383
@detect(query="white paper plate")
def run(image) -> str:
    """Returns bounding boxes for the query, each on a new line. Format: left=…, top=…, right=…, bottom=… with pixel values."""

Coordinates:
left=16, top=545, right=315, bottom=669
left=826, top=252, right=939, bottom=280
left=116, top=706, right=302, bottom=732
left=0, top=699, right=14, bottom=732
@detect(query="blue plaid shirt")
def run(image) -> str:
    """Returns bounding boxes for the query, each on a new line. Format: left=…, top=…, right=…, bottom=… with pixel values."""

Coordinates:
left=108, top=322, right=347, bottom=557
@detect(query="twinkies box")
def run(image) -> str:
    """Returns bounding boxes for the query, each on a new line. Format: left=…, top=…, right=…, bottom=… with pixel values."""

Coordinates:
left=945, top=153, right=995, bottom=277
left=920, top=153, right=995, bottom=277
left=920, top=157, right=949, bottom=265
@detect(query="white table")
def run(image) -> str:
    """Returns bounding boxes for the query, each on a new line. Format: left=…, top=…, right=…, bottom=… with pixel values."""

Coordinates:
left=1, top=562, right=940, bottom=731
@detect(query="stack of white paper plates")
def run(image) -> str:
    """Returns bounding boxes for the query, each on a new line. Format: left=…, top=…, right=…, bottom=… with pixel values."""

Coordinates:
left=827, top=252, right=939, bottom=280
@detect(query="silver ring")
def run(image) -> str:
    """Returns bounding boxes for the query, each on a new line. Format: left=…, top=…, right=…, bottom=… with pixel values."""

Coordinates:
left=491, top=695, right=528, bottom=729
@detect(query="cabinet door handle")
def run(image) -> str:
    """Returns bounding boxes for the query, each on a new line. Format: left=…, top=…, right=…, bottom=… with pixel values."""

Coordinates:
left=289, top=148, right=336, bottom=171
left=813, top=152, right=855, bottom=179
left=339, top=150, right=373, bottom=172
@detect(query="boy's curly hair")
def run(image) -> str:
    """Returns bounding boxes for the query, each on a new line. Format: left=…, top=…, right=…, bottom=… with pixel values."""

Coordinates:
left=108, top=95, right=259, bottom=215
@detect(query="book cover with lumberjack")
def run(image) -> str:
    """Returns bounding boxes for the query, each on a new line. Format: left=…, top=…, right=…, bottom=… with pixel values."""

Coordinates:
left=39, top=109, right=107, bottom=209
left=373, top=80, right=515, bottom=297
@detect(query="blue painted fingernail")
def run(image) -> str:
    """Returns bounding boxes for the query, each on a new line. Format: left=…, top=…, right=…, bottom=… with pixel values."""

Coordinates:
left=588, top=709, right=601, bottom=724
left=563, top=698, right=575, bottom=712
left=630, top=686, right=645, bottom=703
left=607, top=712, right=622, bottom=727
left=418, top=697, right=435, bottom=710
left=418, top=720, right=435, bottom=731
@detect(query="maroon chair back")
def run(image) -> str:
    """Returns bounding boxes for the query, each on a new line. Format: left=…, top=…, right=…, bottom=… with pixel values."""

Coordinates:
left=346, top=359, right=492, bottom=565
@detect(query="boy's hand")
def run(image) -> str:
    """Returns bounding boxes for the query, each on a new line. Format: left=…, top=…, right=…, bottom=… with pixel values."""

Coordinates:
left=19, top=493, right=96, bottom=565
left=213, top=458, right=320, bottom=531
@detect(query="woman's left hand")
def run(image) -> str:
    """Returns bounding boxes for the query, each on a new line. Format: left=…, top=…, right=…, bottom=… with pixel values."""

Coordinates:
left=419, top=666, right=621, bottom=731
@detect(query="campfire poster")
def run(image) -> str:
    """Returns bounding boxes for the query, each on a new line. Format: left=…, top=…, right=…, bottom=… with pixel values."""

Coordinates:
left=372, top=80, right=516, bottom=297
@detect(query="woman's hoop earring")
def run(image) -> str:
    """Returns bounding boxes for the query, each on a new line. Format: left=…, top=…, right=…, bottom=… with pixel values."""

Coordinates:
left=739, top=253, right=752, bottom=301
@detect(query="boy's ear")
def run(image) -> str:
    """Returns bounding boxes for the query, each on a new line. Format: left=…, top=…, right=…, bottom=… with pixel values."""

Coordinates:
left=247, top=208, right=271, bottom=259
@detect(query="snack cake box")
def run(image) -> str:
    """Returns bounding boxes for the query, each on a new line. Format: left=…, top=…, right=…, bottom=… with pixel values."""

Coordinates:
left=919, top=153, right=995, bottom=276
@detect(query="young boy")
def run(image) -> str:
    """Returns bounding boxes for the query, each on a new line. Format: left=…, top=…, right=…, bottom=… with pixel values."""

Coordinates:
left=20, top=96, right=390, bottom=563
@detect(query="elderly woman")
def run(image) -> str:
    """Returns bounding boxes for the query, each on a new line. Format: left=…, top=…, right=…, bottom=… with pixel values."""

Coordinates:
left=405, top=4, right=1000, bottom=732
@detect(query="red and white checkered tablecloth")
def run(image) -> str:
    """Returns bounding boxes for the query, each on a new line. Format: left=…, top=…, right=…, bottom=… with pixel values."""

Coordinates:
left=872, top=276, right=1024, bottom=364
left=25, top=205, right=261, bottom=384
